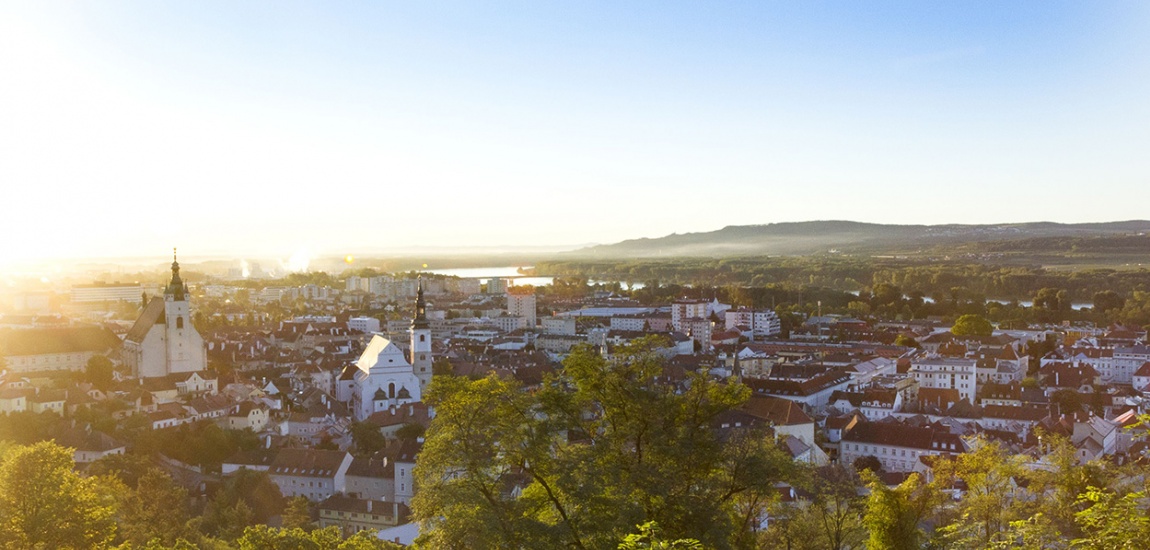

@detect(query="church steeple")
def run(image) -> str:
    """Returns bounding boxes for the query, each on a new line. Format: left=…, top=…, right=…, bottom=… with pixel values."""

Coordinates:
left=165, top=247, right=186, bottom=301
left=411, top=276, right=429, bottom=330
left=410, top=275, right=433, bottom=388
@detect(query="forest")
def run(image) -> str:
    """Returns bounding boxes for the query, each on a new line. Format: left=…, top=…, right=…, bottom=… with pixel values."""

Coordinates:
left=537, top=257, right=1150, bottom=328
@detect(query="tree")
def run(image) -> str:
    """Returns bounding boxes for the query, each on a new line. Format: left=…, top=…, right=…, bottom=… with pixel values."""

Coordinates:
left=118, top=468, right=191, bottom=546
left=0, top=441, right=117, bottom=549
left=893, top=334, right=920, bottom=349
left=201, top=469, right=283, bottom=539
left=235, top=525, right=403, bottom=549
left=852, top=455, right=882, bottom=473
left=85, top=355, right=116, bottom=391
left=618, top=522, right=703, bottom=549
left=349, top=421, right=387, bottom=456
left=413, top=337, right=794, bottom=549
left=951, top=314, right=993, bottom=337
left=394, top=422, right=425, bottom=442
left=1072, top=487, right=1150, bottom=550
left=808, top=465, right=866, bottom=550
left=87, top=451, right=155, bottom=488
left=933, top=440, right=1025, bottom=547
left=281, top=496, right=313, bottom=531
left=861, top=471, right=943, bottom=550
left=1092, top=290, right=1125, bottom=314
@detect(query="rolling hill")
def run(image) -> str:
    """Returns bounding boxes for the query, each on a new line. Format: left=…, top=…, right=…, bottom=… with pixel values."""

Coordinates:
left=571, top=220, right=1150, bottom=259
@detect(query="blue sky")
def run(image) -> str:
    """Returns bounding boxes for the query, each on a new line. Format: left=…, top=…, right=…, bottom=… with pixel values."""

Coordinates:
left=1, top=1, right=1148, bottom=262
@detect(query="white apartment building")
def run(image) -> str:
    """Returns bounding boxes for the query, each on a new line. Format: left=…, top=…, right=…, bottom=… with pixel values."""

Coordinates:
left=541, top=317, right=577, bottom=335
left=671, top=300, right=709, bottom=332
left=910, top=357, right=978, bottom=403
left=506, top=290, right=537, bottom=328
left=348, top=316, right=382, bottom=334
left=724, top=308, right=782, bottom=339
left=71, top=282, right=145, bottom=304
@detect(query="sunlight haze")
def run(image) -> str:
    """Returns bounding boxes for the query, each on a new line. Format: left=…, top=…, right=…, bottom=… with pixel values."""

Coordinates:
left=2, top=1, right=1149, bottom=263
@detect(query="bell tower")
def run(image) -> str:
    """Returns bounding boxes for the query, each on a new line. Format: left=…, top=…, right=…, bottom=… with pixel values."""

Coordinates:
left=163, top=248, right=197, bottom=372
left=410, top=276, right=433, bottom=388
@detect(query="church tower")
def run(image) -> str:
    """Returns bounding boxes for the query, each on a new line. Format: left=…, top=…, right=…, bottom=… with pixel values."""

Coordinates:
left=162, top=248, right=203, bottom=374
left=124, top=249, right=206, bottom=378
left=410, top=277, right=433, bottom=388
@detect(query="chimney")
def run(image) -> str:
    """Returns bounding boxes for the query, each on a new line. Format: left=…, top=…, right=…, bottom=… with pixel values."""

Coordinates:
left=408, top=405, right=414, bottom=416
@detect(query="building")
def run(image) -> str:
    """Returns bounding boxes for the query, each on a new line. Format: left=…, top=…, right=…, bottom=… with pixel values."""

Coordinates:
left=122, top=251, right=208, bottom=378
left=725, top=308, right=782, bottom=339
left=486, top=278, right=508, bottom=294
left=348, top=317, right=382, bottom=334
left=410, top=280, right=433, bottom=389
left=506, top=288, right=537, bottom=329
left=318, top=495, right=409, bottom=538
left=337, top=286, right=430, bottom=421
left=681, top=318, right=714, bottom=352
left=671, top=300, right=709, bottom=332
left=0, top=325, right=121, bottom=373
left=840, top=421, right=968, bottom=473
left=70, top=282, right=145, bottom=304
left=541, top=317, right=577, bottom=335
left=910, top=357, right=978, bottom=403
left=268, top=449, right=354, bottom=501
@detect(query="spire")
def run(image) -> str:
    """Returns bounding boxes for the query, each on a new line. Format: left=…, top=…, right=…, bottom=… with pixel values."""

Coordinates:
left=165, top=247, right=186, bottom=300
left=411, top=276, right=429, bottom=330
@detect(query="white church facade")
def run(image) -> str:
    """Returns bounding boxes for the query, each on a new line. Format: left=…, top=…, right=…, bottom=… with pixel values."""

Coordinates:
left=338, top=279, right=434, bottom=421
left=123, top=250, right=207, bottom=379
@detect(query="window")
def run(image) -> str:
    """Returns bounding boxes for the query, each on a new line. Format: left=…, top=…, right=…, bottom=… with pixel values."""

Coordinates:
left=420, top=334, right=425, bottom=342
left=176, top=316, right=184, bottom=329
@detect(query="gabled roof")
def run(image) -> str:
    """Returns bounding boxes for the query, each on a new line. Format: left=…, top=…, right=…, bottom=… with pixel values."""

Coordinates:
left=982, top=404, right=1051, bottom=422
left=0, top=326, right=122, bottom=356
left=346, top=456, right=394, bottom=478
left=54, top=427, right=123, bottom=452
left=268, top=449, right=349, bottom=478
left=381, top=438, right=422, bottom=464
left=318, top=494, right=410, bottom=520
left=741, top=395, right=813, bottom=426
left=125, top=298, right=167, bottom=344
left=224, top=449, right=279, bottom=468
left=843, top=421, right=966, bottom=452
left=918, top=388, right=961, bottom=410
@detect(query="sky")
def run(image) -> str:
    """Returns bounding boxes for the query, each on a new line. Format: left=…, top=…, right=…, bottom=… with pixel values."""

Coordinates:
left=1, top=1, right=1148, bottom=265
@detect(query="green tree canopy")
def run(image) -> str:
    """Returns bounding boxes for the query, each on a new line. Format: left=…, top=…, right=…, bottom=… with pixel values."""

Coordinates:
left=0, top=441, right=117, bottom=549
left=412, top=337, right=794, bottom=549
left=951, top=314, right=994, bottom=337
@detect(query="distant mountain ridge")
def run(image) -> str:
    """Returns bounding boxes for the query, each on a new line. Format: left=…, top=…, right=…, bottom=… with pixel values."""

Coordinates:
left=571, top=220, right=1150, bottom=258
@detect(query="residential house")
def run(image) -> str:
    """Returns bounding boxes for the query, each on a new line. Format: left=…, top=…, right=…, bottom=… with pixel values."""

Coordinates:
left=840, top=421, right=968, bottom=473
left=268, top=449, right=354, bottom=501
left=318, top=495, right=409, bottom=538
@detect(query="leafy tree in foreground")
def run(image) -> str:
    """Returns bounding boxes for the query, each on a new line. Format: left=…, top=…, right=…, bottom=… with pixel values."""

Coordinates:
left=861, top=471, right=943, bottom=550
left=117, top=468, right=192, bottom=546
left=0, top=441, right=117, bottom=549
left=413, top=337, right=794, bottom=549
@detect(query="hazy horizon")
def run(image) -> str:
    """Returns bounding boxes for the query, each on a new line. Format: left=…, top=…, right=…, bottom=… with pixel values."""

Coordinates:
left=3, top=2, right=1148, bottom=265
